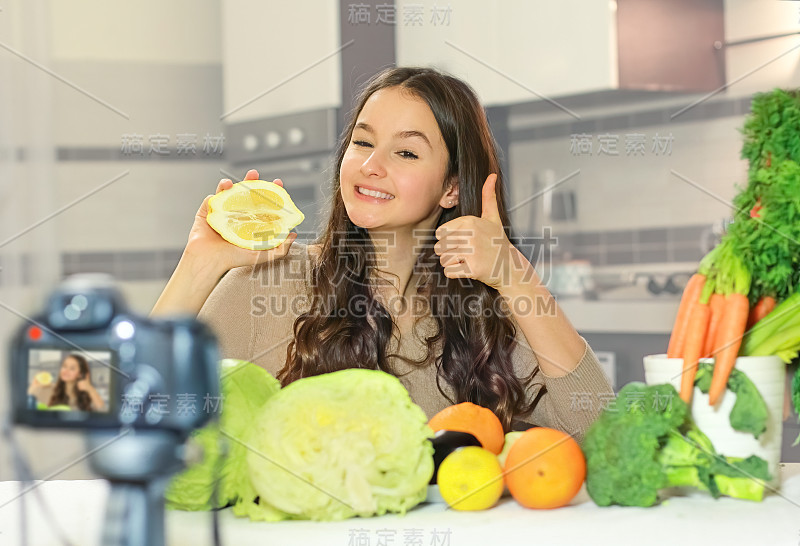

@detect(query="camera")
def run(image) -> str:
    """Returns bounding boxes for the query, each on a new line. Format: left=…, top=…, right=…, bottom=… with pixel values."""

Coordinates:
left=8, top=274, right=221, bottom=546
left=10, top=274, right=219, bottom=433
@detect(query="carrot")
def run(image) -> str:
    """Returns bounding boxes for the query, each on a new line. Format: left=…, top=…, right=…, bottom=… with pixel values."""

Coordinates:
left=746, top=295, right=776, bottom=330
left=680, top=300, right=712, bottom=404
left=702, top=292, right=726, bottom=358
left=667, top=273, right=706, bottom=358
left=707, top=293, right=751, bottom=405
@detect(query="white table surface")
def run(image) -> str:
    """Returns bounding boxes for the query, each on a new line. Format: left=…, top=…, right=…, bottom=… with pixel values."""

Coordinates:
left=1, top=464, right=799, bottom=546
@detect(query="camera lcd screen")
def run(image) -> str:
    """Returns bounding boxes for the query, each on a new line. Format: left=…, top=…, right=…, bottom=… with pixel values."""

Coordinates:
left=26, top=349, right=113, bottom=414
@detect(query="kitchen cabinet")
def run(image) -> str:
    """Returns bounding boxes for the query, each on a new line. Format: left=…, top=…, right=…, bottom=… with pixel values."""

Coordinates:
left=396, top=0, right=726, bottom=108
left=219, top=0, right=341, bottom=123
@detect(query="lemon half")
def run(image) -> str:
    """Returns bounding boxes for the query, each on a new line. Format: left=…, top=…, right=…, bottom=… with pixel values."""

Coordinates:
left=207, top=180, right=304, bottom=251
left=35, top=371, right=53, bottom=386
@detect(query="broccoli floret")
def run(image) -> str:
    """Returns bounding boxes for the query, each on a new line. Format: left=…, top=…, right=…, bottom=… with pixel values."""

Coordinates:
left=584, top=382, right=772, bottom=507
left=694, top=362, right=768, bottom=438
left=710, top=456, right=772, bottom=502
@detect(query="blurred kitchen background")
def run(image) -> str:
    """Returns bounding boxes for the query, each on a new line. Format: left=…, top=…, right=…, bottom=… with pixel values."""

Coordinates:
left=0, top=0, right=798, bottom=478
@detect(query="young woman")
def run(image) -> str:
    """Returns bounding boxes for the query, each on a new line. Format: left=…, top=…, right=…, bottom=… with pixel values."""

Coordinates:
left=27, top=354, right=106, bottom=411
left=152, top=67, right=611, bottom=439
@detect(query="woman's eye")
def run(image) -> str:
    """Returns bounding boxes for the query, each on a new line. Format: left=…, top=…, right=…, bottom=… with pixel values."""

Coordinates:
left=398, top=150, right=418, bottom=160
left=352, top=140, right=372, bottom=148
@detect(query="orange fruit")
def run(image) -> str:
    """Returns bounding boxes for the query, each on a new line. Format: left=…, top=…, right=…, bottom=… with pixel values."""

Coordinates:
left=436, top=446, right=504, bottom=510
left=207, top=180, right=304, bottom=251
left=428, top=402, right=505, bottom=455
left=503, top=427, right=586, bottom=509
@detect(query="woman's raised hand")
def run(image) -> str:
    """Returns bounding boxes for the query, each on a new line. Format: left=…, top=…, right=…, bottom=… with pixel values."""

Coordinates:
left=76, top=375, right=93, bottom=393
left=27, top=377, right=41, bottom=395
left=434, top=173, right=532, bottom=292
left=151, top=168, right=297, bottom=317
left=186, top=168, right=297, bottom=272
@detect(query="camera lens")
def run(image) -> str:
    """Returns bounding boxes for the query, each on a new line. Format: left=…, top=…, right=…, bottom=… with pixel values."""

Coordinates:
left=114, top=320, right=135, bottom=340
left=71, top=295, right=88, bottom=311
left=64, top=303, right=82, bottom=321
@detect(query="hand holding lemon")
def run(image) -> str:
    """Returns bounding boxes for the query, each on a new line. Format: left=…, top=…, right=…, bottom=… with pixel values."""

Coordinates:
left=188, top=169, right=302, bottom=272
left=151, top=168, right=304, bottom=318
left=28, top=371, right=53, bottom=397
left=206, top=176, right=304, bottom=252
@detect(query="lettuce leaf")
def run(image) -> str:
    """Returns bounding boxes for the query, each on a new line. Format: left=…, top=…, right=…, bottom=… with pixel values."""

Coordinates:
left=165, top=359, right=280, bottom=511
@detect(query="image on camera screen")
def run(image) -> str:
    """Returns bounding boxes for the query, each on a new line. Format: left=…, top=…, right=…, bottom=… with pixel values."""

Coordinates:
left=26, top=349, right=112, bottom=413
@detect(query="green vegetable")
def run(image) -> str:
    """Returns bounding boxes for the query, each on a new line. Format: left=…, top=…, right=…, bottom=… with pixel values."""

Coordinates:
left=165, top=359, right=280, bottom=512
left=740, top=88, right=800, bottom=171
left=793, top=366, right=800, bottom=447
left=719, top=89, right=800, bottom=305
left=242, top=369, right=434, bottom=521
left=36, top=403, right=71, bottom=411
left=710, top=455, right=772, bottom=501
left=583, top=382, right=771, bottom=507
left=726, top=161, right=800, bottom=304
left=741, top=290, right=800, bottom=362
left=693, top=362, right=768, bottom=438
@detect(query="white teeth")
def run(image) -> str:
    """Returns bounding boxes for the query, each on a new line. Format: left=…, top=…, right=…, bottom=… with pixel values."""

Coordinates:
left=357, top=186, right=394, bottom=200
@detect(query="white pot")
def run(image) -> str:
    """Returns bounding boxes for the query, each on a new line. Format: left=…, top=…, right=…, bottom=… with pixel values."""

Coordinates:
left=643, top=354, right=785, bottom=487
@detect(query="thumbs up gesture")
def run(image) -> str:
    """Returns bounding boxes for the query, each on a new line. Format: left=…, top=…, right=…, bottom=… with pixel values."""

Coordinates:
left=434, top=173, right=530, bottom=291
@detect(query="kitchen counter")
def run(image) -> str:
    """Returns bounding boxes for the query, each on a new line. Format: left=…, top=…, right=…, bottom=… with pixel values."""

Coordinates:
left=2, top=464, right=798, bottom=546
left=558, top=297, right=679, bottom=334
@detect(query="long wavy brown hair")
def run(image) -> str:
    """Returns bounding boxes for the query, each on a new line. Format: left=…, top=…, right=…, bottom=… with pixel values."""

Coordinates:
left=49, top=354, right=92, bottom=411
left=278, top=67, right=535, bottom=430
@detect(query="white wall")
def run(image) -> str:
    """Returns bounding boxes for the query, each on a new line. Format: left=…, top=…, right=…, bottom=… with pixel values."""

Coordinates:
left=396, top=0, right=617, bottom=106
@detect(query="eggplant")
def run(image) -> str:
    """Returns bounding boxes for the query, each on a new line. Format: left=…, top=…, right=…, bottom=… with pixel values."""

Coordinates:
left=428, top=430, right=481, bottom=484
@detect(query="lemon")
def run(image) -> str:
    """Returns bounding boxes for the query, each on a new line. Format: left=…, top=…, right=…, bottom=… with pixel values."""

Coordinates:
left=207, top=180, right=304, bottom=251
left=436, top=446, right=504, bottom=511
left=35, top=371, right=53, bottom=386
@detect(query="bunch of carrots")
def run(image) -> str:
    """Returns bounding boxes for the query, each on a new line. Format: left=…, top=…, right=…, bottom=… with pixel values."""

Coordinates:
left=666, top=240, right=768, bottom=405
left=665, top=88, right=799, bottom=409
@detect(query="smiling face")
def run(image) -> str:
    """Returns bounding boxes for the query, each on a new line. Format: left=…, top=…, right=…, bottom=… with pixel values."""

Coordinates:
left=339, top=86, right=457, bottom=235
left=59, top=356, right=82, bottom=383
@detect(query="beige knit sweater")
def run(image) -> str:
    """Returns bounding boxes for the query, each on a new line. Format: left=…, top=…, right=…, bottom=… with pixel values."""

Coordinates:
left=198, top=243, right=612, bottom=442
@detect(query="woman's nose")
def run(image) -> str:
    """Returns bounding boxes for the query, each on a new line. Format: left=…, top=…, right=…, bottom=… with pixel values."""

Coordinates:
left=360, top=151, right=386, bottom=177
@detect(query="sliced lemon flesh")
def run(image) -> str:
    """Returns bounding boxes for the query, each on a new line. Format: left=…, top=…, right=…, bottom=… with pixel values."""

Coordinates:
left=206, top=180, right=304, bottom=251
left=35, top=371, right=53, bottom=386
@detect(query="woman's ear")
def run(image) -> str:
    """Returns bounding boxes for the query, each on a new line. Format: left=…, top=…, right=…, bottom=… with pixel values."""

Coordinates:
left=440, top=178, right=459, bottom=209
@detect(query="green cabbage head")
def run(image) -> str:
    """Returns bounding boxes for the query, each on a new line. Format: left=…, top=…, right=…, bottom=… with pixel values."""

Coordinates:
left=242, top=368, right=434, bottom=521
